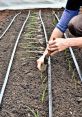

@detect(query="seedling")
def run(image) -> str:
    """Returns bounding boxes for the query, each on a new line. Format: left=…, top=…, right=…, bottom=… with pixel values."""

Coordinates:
left=27, top=106, right=39, bottom=117
left=68, top=59, right=72, bottom=72
left=42, top=76, right=47, bottom=86
left=40, top=71, right=47, bottom=103
left=40, top=85, right=47, bottom=103
left=72, top=70, right=77, bottom=89
left=40, top=72, right=43, bottom=80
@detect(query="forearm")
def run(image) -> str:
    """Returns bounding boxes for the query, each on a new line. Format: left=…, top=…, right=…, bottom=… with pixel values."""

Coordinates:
left=66, top=37, right=82, bottom=48
left=49, top=27, right=63, bottom=40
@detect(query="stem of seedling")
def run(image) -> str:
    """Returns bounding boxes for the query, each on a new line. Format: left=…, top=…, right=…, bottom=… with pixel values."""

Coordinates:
left=42, top=76, right=47, bottom=85
left=41, top=85, right=47, bottom=103
left=72, top=70, right=77, bottom=89
left=68, top=59, right=72, bottom=72
left=27, top=106, right=39, bottom=117
left=40, top=72, right=43, bottom=80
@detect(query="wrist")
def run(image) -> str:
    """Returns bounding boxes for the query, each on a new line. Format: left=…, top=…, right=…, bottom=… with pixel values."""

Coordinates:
left=64, top=39, right=71, bottom=48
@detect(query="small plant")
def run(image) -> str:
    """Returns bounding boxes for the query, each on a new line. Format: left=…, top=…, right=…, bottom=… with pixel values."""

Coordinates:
left=41, top=85, right=47, bottom=103
left=27, top=106, right=39, bottom=117
left=72, top=70, right=77, bottom=89
left=40, top=72, right=43, bottom=80
left=42, top=76, right=47, bottom=85
left=40, top=72, right=47, bottom=103
left=68, top=59, right=72, bottom=72
left=72, top=70, right=75, bottom=79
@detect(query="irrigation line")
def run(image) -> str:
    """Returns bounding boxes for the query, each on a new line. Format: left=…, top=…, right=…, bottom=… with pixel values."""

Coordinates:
left=39, top=10, right=53, bottom=117
left=0, top=10, right=30, bottom=105
left=39, top=10, right=48, bottom=44
left=54, top=11, right=82, bottom=81
left=0, top=12, right=21, bottom=39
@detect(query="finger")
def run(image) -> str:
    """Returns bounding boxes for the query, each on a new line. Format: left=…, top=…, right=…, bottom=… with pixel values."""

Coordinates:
left=48, top=40, right=56, bottom=45
left=48, top=44, right=58, bottom=48
left=37, top=61, right=42, bottom=71
left=50, top=50, right=59, bottom=56
left=37, top=59, right=41, bottom=70
left=37, top=57, right=44, bottom=71
left=47, top=47, right=58, bottom=52
left=48, top=50, right=53, bottom=55
left=47, top=45, right=56, bottom=50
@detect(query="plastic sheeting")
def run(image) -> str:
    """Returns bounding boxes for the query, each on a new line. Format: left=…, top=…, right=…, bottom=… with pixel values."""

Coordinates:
left=0, top=0, right=66, bottom=10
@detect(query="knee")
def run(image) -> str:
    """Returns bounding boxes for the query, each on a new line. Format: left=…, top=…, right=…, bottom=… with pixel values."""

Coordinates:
left=68, top=16, right=77, bottom=36
left=68, top=15, right=82, bottom=36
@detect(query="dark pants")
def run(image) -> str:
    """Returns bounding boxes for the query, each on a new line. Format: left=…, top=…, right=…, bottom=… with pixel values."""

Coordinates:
left=68, top=14, right=82, bottom=37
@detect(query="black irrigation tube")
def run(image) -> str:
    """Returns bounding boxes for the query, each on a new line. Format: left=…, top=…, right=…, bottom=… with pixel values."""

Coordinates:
left=0, top=12, right=21, bottom=39
left=54, top=11, right=82, bottom=81
left=0, top=10, right=30, bottom=105
left=39, top=10, right=53, bottom=117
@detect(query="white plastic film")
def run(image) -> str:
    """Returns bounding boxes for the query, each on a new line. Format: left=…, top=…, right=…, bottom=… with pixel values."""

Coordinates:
left=0, top=0, right=66, bottom=10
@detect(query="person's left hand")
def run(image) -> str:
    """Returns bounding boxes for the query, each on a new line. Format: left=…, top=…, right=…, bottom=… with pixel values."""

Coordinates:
left=47, top=38, right=69, bottom=56
left=37, top=55, right=45, bottom=71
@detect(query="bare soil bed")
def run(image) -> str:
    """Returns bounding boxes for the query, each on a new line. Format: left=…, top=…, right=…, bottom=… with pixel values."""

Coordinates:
left=0, top=9, right=82, bottom=117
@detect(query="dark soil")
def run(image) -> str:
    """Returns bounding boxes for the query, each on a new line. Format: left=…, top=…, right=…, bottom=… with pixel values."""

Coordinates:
left=0, top=9, right=82, bottom=117
left=0, top=10, right=19, bottom=35
left=0, top=10, right=48, bottom=117
left=0, top=10, right=28, bottom=87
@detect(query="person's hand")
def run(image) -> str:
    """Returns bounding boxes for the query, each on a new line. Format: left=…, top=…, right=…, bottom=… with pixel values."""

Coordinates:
left=47, top=38, right=69, bottom=56
left=37, top=55, right=45, bottom=71
left=37, top=28, right=64, bottom=70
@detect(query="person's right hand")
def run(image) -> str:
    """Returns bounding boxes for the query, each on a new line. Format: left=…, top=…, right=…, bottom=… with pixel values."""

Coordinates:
left=47, top=38, right=69, bottom=56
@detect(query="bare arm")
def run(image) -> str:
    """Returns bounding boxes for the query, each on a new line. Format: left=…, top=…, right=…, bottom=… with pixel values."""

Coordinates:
left=67, top=37, right=82, bottom=48
left=47, top=37, right=82, bottom=56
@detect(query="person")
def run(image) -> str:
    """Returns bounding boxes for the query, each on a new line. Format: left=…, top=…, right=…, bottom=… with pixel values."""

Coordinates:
left=37, top=0, right=82, bottom=70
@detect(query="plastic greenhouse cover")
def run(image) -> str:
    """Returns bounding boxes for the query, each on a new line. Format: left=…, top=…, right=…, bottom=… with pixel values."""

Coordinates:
left=0, top=0, right=66, bottom=10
